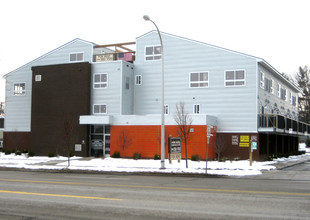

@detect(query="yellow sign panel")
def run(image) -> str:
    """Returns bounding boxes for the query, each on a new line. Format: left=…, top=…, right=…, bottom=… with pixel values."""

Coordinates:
left=239, top=142, right=250, bottom=147
left=240, top=135, right=249, bottom=143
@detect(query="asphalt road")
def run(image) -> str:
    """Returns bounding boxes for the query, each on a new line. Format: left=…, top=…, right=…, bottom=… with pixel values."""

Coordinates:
left=0, top=166, right=309, bottom=220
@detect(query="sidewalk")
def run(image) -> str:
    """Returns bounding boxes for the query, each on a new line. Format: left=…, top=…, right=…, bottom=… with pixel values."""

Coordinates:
left=1, top=151, right=310, bottom=177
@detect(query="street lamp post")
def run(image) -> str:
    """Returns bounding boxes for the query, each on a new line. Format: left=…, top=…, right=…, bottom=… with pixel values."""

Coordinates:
left=143, top=15, right=165, bottom=169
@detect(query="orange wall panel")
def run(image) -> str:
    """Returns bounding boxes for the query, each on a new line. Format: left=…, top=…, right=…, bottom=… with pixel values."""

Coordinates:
left=110, top=125, right=216, bottom=160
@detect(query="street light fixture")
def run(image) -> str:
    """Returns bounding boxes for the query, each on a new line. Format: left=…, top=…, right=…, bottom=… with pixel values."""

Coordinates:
left=143, top=15, right=165, bottom=169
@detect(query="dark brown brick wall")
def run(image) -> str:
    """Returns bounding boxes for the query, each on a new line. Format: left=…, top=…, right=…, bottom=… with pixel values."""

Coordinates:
left=216, top=133, right=260, bottom=160
left=3, top=132, right=31, bottom=151
left=31, top=62, right=91, bottom=156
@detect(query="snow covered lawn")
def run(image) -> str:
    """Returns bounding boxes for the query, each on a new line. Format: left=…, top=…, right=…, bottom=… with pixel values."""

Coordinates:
left=0, top=144, right=309, bottom=177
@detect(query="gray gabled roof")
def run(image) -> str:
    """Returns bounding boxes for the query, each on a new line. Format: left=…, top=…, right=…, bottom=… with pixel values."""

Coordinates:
left=3, top=38, right=96, bottom=79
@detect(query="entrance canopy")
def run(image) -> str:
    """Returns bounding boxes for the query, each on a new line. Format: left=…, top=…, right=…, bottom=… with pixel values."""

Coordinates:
left=79, top=115, right=112, bottom=125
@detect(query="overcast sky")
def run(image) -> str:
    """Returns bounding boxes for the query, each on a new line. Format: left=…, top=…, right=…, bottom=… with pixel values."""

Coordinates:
left=1, top=0, right=309, bottom=102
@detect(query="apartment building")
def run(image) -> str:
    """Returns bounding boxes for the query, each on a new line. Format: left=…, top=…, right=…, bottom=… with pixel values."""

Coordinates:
left=2, top=31, right=307, bottom=160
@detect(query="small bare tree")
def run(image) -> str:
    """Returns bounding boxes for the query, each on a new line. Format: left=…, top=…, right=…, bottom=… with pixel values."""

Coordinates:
left=117, top=130, right=132, bottom=158
left=216, top=134, right=226, bottom=161
left=174, top=102, right=193, bottom=168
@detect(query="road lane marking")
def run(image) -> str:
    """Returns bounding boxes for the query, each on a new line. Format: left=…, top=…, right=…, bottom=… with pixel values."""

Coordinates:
left=0, top=190, right=122, bottom=201
left=1, top=178, right=310, bottom=197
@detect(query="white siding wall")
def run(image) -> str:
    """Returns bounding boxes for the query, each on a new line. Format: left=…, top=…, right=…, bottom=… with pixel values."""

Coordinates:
left=4, top=39, right=93, bottom=131
left=91, top=61, right=122, bottom=115
left=258, top=63, right=299, bottom=119
left=134, top=32, right=258, bottom=132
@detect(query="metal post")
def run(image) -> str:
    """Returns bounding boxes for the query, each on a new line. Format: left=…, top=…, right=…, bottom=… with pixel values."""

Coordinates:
left=143, top=15, right=165, bottom=169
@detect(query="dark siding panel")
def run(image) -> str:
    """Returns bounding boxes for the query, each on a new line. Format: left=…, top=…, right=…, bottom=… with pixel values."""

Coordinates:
left=31, top=62, right=91, bottom=156
left=3, top=132, right=31, bottom=151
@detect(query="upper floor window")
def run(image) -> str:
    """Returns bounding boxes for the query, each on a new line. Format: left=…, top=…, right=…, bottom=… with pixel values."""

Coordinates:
left=225, top=70, right=245, bottom=87
left=260, top=71, right=265, bottom=89
left=135, top=75, right=142, bottom=85
left=276, top=83, right=280, bottom=97
left=0, top=118, right=4, bottom=129
left=164, top=104, right=169, bottom=115
left=291, top=95, right=297, bottom=107
left=264, top=78, right=273, bottom=93
left=190, top=72, right=209, bottom=88
left=125, top=77, right=130, bottom=90
left=14, top=83, right=26, bottom=96
left=270, top=79, right=274, bottom=94
left=93, top=104, right=107, bottom=114
left=94, top=73, right=108, bottom=89
left=69, top=52, right=84, bottom=62
left=145, top=45, right=161, bottom=61
left=193, top=104, right=200, bottom=114
left=280, top=88, right=287, bottom=100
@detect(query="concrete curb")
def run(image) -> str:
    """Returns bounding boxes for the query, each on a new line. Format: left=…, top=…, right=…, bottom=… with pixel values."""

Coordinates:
left=1, top=155, right=309, bottom=177
left=274, top=156, right=310, bottom=170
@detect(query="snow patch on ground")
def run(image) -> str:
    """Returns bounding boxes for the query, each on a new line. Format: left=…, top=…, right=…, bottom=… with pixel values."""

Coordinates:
left=0, top=144, right=309, bottom=176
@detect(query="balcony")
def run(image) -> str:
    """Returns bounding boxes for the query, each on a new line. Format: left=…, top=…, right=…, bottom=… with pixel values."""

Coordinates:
left=93, top=42, right=135, bottom=63
left=258, top=114, right=310, bottom=136
left=93, top=52, right=135, bottom=62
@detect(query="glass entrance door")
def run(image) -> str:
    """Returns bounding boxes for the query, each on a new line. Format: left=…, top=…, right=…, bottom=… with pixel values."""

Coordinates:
left=90, top=125, right=110, bottom=157
left=104, top=135, right=110, bottom=156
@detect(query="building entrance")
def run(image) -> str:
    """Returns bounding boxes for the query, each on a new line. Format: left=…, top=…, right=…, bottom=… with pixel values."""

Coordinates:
left=90, top=125, right=110, bottom=157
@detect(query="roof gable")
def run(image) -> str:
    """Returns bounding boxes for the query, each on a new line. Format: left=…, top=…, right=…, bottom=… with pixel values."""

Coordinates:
left=137, top=30, right=260, bottom=60
left=3, top=38, right=96, bottom=78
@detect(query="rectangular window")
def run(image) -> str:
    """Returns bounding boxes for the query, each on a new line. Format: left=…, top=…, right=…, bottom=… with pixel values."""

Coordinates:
left=270, top=79, right=274, bottom=94
left=291, top=94, right=297, bottom=106
left=35, top=75, right=42, bottom=82
left=14, top=83, right=26, bottom=96
left=164, top=104, right=169, bottom=115
left=225, top=70, right=245, bottom=87
left=69, top=52, right=84, bottom=62
left=190, top=72, right=209, bottom=88
left=94, top=73, right=108, bottom=89
left=93, top=104, right=107, bottom=114
left=193, top=104, right=200, bottom=114
left=264, top=78, right=273, bottom=93
left=0, top=118, right=4, bottom=129
left=135, top=75, right=142, bottom=85
left=276, top=83, right=281, bottom=97
left=260, top=72, right=265, bottom=89
left=280, top=88, right=286, bottom=100
left=145, top=45, right=161, bottom=61
left=125, top=77, right=130, bottom=90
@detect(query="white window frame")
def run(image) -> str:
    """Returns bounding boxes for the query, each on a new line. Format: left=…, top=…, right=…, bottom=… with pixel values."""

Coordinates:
left=164, top=104, right=169, bottom=115
left=224, top=70, right=246, bottom=87
left=93, top=73, right=108, bottom=89
left=276, top=83, right=281, bottom=98
left=260, top=71, right=265, bottom=89
left=280, top=87, right=287, bottom=101
left=145, top=45, right=161, bottom=61
left=69, top=52, right=84, bottom=62
left=189, top=72, right=209, bottom=88
left=270, top=79, right=274, bottom=94
left=93, top=104, right=107, bottom=114
left=193, top=104, right=200, bottom=114
left=291, top=93, right=297, bottom=106
left=135, top=75, right=142, bottom=85
left=13, top=83, right=26, bottom=96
